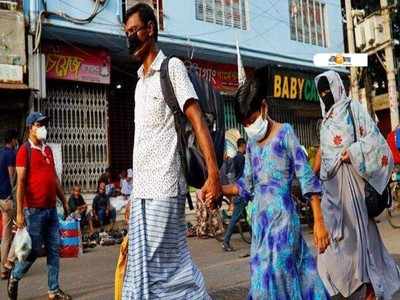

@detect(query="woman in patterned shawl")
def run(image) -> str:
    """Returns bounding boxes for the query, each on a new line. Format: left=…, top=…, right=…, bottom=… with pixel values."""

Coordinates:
left=315, top=70, right=400, bottom=300
left=222, top=77, right=331, bottom=300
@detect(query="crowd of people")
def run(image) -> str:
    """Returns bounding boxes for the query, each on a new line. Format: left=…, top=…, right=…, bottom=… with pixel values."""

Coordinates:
left=1, top=2, right=400, bottom=300
left=120, top=4, right=400, bottom=300
left=0, top=114, right=133, bottom=299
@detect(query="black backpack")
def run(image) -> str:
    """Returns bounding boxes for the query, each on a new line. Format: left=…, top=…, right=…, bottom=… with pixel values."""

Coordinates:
left=160, top=57, right=225, bottom=206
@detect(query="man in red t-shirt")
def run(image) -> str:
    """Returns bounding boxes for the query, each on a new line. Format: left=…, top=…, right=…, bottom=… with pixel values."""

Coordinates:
left=387, top=128, right=400, bottom=165
left=8, top=112, right=71, bottom=300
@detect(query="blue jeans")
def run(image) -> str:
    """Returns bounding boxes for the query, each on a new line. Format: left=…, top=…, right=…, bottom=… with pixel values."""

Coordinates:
left=97, top=207, right=116, bottom=227
left=11, top=208, right=60, bottom=293
left=223, top=198, right=247, bottom=244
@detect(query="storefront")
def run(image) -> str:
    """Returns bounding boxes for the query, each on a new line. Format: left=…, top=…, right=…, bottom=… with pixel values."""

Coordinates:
left=42, top=41, right=111, bottom=192
left=177, top=57, right=324, bottom=149
left=181, top=57, right=254, bottom=138
left=264, top=66, right=323, bottom=148
left=107, top=61, right=137, bottom=178
left=371, top=93, right=392, bottom=137
left=0, top=86, right=30, bottom=145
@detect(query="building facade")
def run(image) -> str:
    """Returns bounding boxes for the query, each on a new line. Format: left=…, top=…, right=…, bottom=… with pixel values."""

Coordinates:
left=157, top=0, right=345, bottom=145
left=19, top=0, right=344, bottom=191
left=0, top=1, right=30, bottom=146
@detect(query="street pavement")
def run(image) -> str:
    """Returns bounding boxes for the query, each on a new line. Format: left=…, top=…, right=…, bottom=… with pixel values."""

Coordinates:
left=1, top=218, right=400, bottom=300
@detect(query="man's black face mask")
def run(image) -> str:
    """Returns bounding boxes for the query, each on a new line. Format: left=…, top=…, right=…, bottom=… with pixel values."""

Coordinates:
left=318, top=77, right=335, bottom=113
left=128, top=33, right=142, bottom=55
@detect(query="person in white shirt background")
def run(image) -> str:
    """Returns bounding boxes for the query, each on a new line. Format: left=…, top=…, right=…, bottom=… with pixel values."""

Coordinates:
left=120, top=169, right=133, bottom=200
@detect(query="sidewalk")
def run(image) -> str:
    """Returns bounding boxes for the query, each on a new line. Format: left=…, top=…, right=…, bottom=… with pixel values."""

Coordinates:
left=0, top=218, right=399, bottom=299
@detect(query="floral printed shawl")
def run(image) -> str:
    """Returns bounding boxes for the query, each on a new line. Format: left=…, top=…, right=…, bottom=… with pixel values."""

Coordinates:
left=316, top=70, right=393, bottom=194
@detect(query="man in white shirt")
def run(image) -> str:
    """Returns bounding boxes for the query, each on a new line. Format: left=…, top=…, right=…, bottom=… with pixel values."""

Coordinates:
left=120, top=169, right=133, bottom=200
left=122, top=3, right=221, bottom=300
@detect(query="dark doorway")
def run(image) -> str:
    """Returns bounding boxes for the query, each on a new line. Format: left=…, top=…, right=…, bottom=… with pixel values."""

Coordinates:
left=108, top=62, right=138, bottom=175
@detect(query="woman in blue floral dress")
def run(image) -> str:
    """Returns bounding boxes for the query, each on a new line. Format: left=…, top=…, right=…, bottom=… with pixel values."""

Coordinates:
left=221, top=78, right=331, bottom=300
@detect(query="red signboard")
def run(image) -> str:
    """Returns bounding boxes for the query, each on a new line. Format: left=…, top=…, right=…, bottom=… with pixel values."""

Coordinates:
left=183, top=58, right=253, bottom=94
left=43, top=42, right=111, bottom=84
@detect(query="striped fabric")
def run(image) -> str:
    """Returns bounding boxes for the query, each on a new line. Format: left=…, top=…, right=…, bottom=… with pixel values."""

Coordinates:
left=122, top=196, right=211, bottom=300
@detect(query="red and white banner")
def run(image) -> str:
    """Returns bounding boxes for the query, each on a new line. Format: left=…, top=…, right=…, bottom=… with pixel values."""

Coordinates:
left=43, top=41, right=111, bottom=84
left=183, top=58, right=253, bottom=94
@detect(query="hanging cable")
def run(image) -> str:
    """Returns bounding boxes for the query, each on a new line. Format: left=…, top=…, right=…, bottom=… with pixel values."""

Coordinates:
left=58, top=0, right=106, bottom=25
left=33, top=0, right=109, bottom=53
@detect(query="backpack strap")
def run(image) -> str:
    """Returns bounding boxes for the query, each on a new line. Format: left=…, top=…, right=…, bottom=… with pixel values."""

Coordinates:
left=160, top=57, right=183, bottom=120
left=22, top=141, right=32, bottom=190
left=160, top=57, right=194, bottom=210
left=23, top=141, right=31, bottom=173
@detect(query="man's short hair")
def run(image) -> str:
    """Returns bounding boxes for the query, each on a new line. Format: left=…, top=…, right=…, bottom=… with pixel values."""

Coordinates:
left=237, top=138, right=246, bottom=148
left=4, top=129, right=18, bottom=144
left=125, top=3, right=158, bottom=42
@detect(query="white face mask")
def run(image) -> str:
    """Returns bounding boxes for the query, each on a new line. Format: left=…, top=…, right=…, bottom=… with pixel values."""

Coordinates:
left=244, top=114, right=268, bottom=142
left=36, top=126, right=47, bottom=141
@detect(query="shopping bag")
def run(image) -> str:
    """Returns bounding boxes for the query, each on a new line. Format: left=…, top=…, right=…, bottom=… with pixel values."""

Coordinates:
left=114, top=236, right=128, bottom=300
left=14, top=228, right=32, bottom=262
left=59, top=217, right=82, bottom=258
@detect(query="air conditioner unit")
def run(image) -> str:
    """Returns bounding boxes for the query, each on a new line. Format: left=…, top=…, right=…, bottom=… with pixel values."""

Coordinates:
left=364, top=18, right=376, bottom=47
left=357, top=14, right=387, bottom=52
left=372, top=15, right=386, bottom=46
left=0, top=9, right=26, bottom=66
left=355, top=24, right=366, bottom=49
left=0, top=9, right=26, bottom=83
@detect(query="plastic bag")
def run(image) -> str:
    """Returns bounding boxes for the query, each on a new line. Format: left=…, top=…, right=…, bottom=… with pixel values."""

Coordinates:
left=114, top=236, right=128, bottom=300
left=14, top=228, right=32, bottom=262
left=59, top=217, right=82, bottom=258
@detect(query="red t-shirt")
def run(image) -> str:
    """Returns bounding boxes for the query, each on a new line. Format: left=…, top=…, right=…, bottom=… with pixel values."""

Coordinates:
left=387, top=131, right=400, bottom=165
left=16, top=143, right=57, bottom=208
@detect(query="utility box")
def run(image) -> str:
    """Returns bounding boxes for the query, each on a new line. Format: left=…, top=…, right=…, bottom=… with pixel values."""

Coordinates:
left=355, top=14, right=387, bottom=52
left=0, top=9, right=26, bottom=83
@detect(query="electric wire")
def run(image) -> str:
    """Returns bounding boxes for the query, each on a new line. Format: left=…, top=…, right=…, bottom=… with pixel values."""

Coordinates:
left=33, top=0, right=110, bottom=53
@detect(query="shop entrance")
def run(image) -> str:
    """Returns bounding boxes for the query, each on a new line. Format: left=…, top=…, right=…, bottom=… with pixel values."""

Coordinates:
left=43, top=81, right=109, bottom=192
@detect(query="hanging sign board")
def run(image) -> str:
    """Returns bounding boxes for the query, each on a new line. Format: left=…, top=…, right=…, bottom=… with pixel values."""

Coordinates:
left=0, top=64, right=23, bottom=83
left=269, top=67, right=320, bottom=103
left=183, top=58, right=254, bottom=94
left=42, top=41, right=111, bottom=84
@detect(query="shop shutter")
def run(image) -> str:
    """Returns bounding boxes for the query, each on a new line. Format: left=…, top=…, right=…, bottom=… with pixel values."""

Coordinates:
left=43, top=83, right=109, bottom=192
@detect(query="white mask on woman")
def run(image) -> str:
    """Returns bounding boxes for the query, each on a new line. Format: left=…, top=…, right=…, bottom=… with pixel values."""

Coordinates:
left=244, top=114, right=268, bottom=142
left=36, top=126, right=48, bottom=141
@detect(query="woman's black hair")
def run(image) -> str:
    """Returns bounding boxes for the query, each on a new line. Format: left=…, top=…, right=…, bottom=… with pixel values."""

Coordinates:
left=234, top=77, right=266, bottom=123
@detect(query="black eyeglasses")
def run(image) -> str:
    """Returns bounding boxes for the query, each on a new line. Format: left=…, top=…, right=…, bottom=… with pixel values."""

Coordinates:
left=125, top=26, right=146, bottom=37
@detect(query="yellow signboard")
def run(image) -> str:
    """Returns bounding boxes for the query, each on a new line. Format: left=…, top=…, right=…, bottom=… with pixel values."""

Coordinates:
left=372, top=93, right=389, bottom=111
